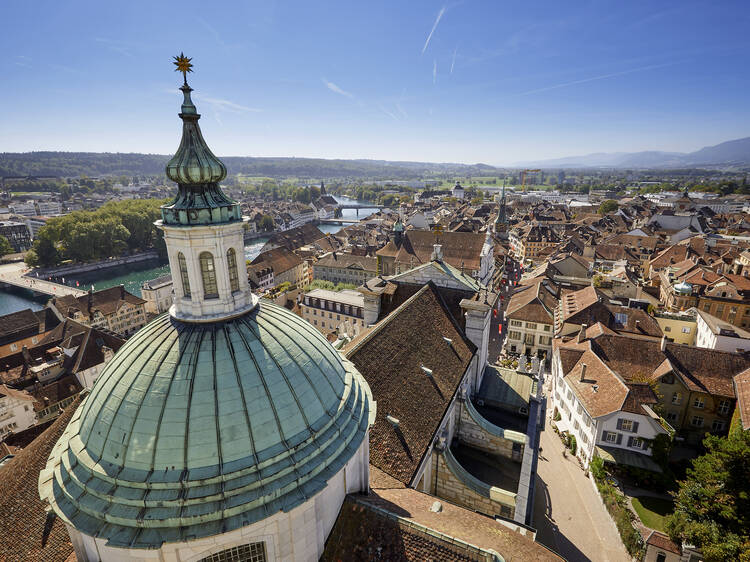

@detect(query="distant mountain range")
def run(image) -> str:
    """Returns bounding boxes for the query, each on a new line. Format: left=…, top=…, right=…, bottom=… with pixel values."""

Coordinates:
left=513, top=136, right=750, bottom=169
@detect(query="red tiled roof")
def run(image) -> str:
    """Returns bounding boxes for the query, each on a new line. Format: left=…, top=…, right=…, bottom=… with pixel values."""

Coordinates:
left=733, top=368, right=750, bottom=430
left=346, top=283, right=476, bottom=485
left=0, top=397, right=80, bottom=562
left=322, top=489, right=562, bottom=561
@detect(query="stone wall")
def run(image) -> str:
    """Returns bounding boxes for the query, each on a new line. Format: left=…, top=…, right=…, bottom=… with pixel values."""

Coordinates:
left=434, top=449, right=516, bottom=520
left=457, top=400, right=525, bottom=461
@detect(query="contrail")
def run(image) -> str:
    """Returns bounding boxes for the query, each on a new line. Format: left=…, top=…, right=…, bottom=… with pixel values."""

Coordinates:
left=422, top=6, right=445, bottom=54
left=515, top=62, right=676, bottom=97
left=433, top=60, right=437, bottom=84
left=450, top=46, right=457, bottom=74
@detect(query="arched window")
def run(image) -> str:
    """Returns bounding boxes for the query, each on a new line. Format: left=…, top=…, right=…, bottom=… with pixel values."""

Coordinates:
left=199, top=252, right=219, bottom=299
left=227, top=247, right=240, bottom=293
left=178, top=252, right=191, bottom=297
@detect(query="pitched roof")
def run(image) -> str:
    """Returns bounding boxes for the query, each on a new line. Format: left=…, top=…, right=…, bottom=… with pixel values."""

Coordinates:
left=0, top=397, right=80, bottom=562
left=51, top=286, right=144, bottom=320
left=506, top=281, right=556, bottom=324
left=0, top=308, right=42, bottom=344
left=263, top=222, right=325, bottom=251
left=578, top=333, right=750, bottom=398
left=249, top=246, right=303, bottom=275
left=346, top=283, right=476, bottom=484
left=378, top=231, right=487, bottom=272
left=323, top=488, right=562, bottom=561
left=314, top=252, right=377, bottom=271
left=733, top=368, right=750, bottom=430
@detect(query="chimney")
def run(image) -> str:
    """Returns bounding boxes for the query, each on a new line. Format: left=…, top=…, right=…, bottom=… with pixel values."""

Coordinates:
left=635, top=319, right=641, bottom=332
left=580, top=363, right=587, bottom=382
left=660, top=335, right=667, bottom=352
left=386, top=415, right=400, bottom=428
left=431, top=244, right=443, bottom=262
left=120, top=284, right=125, bottom=299
left=577, top=323, right=588, bottom=343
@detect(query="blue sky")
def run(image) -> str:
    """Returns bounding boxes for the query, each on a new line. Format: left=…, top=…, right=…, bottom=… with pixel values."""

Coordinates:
left=2, top=0, right=749, bottom=165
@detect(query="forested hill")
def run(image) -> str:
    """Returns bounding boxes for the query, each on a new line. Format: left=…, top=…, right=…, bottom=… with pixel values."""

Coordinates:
left=0, top=152, right=502, bottom=180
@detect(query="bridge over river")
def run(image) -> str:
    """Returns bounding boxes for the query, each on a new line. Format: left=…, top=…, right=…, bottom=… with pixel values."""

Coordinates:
left=0, top=262, right=86, bottom=298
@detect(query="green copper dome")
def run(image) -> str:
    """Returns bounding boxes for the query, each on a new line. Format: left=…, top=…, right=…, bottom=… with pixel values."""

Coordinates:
left=39, top=302, right=371, bottom=548
left=161, top=84, right=241, bottom=226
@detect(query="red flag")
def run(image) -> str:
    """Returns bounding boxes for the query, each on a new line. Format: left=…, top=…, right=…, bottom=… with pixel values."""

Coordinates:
left=498, top=324, right=502, bottom=334
left=493, top=309, right=497, bottom=318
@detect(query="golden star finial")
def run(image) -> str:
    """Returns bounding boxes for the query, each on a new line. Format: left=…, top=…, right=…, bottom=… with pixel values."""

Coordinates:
left=173, top=52, right=193, bottom=85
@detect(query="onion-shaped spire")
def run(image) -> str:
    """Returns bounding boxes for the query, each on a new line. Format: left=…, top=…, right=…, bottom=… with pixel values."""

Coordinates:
left=161, top=55, right=240, bottom=226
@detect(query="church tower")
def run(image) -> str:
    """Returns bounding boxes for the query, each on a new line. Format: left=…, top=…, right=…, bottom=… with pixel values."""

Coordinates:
left=158, top=65, right=256, bottom=323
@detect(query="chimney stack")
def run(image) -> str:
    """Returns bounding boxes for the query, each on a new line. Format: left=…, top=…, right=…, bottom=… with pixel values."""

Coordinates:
left=577, top=323, right=588, bottom=343
left=580, top=363, right=587, bottom=382
left=431, top=244, right=443, bottom=262
left=660, top=335, right=667, bottom=352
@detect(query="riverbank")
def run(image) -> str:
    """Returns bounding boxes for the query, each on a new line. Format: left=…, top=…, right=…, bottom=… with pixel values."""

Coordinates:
left=33, top=251, right=161, bottom=278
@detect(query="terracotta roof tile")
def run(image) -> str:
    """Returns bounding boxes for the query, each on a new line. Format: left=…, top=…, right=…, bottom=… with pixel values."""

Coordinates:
left=346, top=283, right=475, bottom=485
left=322, top=490, right=562, bottom=561
left=0, top=397, right=80, bottom=562
left=733, top=368, right=750, bottom=430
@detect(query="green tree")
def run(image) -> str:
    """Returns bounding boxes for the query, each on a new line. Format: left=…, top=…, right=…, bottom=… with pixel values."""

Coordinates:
left=598, top=199, right=619, bottom=214
left=259, top=215, right=275, bottom=232
left=0, top=235, right=13, bottom=257
left=666, top=430, right=750, bottom=561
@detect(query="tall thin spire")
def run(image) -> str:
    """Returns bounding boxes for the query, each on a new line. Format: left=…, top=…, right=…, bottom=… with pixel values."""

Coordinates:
left=161, top=55, right=240, bottom=226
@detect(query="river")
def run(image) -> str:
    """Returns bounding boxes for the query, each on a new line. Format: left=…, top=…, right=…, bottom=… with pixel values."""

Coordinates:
left=0, top=195, right=379, bottom=316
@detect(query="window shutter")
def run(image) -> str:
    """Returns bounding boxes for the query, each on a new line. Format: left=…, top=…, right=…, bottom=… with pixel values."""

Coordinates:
left=632, top=421, right=639, bottom=433
left=616, top=433, right=622, bottom=445
left=616, top=419, right=623, bottom=430
left=602, top=430, right=609, bottom=441
left=627, top=436, right=634, bottom=447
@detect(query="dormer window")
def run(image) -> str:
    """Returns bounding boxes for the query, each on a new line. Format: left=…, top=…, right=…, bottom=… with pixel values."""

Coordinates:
left=200, top=252, right=219, bottom=299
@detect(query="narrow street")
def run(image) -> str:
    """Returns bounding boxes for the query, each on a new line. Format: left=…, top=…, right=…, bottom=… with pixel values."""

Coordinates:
left=533, top=406, right=630, bottom=562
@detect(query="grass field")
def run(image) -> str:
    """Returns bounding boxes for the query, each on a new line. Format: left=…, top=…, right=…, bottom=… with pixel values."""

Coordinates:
left=631, top=496, right=674, bottom=531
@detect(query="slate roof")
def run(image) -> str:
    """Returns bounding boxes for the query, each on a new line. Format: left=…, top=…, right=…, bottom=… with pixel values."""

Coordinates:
left=322, top=488, right=563, bottom=561
left=346, top=283, right=476, bottom=485
left=0, top=397, right=80, bottom=562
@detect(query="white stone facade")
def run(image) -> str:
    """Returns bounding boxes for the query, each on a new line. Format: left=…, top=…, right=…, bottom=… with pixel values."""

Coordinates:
left=505, top=319, right=553, bottom=359
left=695, top=310, right=750, bottom=352
left=0, top=390, right=37, bottom=438
left=161, top=220, right=255, bottom=323
left=550, top=351, right=665, bottom=467
left=65, top=435, right=370, bottom=562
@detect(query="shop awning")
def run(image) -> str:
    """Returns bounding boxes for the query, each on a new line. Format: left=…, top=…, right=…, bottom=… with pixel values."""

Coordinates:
left=595, top=446, right=662, bottom=473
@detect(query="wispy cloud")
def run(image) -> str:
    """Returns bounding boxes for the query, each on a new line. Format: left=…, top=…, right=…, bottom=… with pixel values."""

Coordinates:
left=433, top=60, right=437, bottom=84
left=450, top=46, right=458, bottom=74
left=94, top=37, right=135, bottom=58
left=14, top=55, right=31, bottom=68
left=322, top=79, right=354, bottom=99
left=199, top=96, right=261, bottom=113
left=513, top=62, right=677, bottom=97
left=422, top=6, right=446, bottom=54
left=396, top=103, right=408, bottom=119
left=377, top=103, right=399, bottom=121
